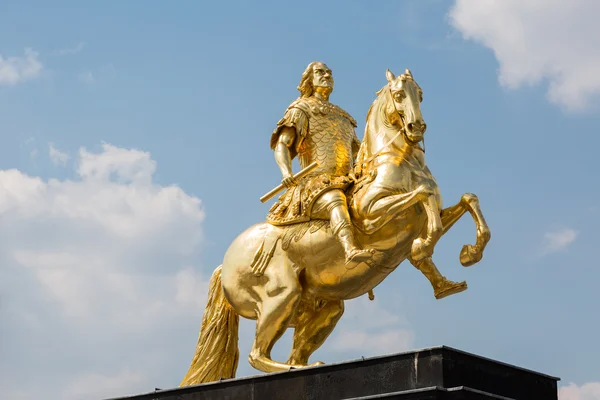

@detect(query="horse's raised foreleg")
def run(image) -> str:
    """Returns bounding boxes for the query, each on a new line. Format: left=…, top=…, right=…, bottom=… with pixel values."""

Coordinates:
left=248, top=260, right=304, bottom=373
left=410, top=256, right=467, bottom=299
left=287, top=299, right=344, bottom=366
left=356, top=182, right=443, bottom=261
left=440, top=193, right=491, bottom=266
left=410, top=193, right=443, bottom=262
left=358, top=184, right=429, bottom=234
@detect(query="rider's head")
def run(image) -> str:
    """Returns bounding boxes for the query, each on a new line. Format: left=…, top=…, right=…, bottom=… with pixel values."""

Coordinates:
left=298, top=62, right=334, bottom=98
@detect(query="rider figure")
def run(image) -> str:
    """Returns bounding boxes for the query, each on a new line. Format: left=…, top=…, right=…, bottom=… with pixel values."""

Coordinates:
left=268, top=61, right=375, bottom=265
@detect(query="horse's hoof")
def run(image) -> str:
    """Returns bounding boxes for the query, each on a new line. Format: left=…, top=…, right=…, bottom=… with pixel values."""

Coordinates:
left=434, top=280, right=468, bottom=299
left=287, top=361, right=324, bottom=370
left=460, top=244, right=482, bottom=267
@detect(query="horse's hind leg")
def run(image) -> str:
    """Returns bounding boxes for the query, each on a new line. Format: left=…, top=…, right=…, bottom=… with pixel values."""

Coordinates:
left=440, top=193, right=491, bottom=266
left=410, top=256, right=467, bottom=300
left=248, top=259, right=303, bottom=373
left=287, top=299, right=344, bottom=366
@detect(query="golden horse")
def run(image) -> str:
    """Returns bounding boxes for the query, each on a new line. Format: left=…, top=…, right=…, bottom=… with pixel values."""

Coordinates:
left=180, top=68, right=491, bottom=386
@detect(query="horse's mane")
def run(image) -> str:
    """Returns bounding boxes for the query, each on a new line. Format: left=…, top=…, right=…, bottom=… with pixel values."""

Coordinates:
left=356, top=85, right=396, bottom=170
left=365, top=85, right=389, bottom=125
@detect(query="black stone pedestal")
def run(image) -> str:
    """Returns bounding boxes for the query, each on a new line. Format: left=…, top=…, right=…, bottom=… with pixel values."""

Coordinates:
left=108, top=346, right=559, bottom=400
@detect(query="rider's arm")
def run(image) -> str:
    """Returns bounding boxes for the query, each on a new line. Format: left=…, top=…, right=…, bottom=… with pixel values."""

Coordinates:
left=274, top=126, right=297, bottom=187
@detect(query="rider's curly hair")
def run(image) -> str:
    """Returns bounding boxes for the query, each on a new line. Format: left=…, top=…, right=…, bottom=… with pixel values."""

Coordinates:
left=297, top=62, right=320, bottom=98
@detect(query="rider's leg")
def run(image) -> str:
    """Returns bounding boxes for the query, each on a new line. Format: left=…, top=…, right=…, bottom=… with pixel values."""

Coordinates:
left=312, top=190, right=375, bottom=264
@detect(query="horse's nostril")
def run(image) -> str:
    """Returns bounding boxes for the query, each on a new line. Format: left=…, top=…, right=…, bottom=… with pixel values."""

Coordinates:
left=408, top=121, right=426, bottom=133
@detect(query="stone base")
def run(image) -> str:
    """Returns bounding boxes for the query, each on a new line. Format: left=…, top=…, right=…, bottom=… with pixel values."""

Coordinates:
left=107, top=346, right=559, bottom=400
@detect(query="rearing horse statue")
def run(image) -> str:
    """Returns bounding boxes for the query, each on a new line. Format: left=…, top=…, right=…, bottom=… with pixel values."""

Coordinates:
left=180, top=68, right=491, bottom=386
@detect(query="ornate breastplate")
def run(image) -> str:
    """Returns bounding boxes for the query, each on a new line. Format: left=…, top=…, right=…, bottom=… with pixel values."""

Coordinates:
left=296, top=98, right=357, bottom=176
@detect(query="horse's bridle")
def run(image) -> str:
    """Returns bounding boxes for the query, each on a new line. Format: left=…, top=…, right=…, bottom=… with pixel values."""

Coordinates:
left=360, top=86, right=425, bottom=169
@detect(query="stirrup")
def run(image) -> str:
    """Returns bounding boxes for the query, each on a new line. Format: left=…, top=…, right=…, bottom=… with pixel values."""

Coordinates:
left=344, top=248, right=375, bottom=265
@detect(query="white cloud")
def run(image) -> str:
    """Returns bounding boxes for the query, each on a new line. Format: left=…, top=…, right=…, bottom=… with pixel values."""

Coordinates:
left=541, top=227, right=578, bottom=255
left=560, top=382, right=600, bottom=400
left=0, top=143, right=208, bottom=399
left=77, top=143, right=156, bottom=185
left=78, top=70, right=95, bottom=84
left=54, top=42, right=86, bottom=56
left=0, top=48, right=43, bottom=86
left=449, top=0, right=600, bottom=112
left=77, top=64, right=116, bottom=85
left=330, top=297, right=414, bottom=356
left=49, top=143, right=70, bottom=166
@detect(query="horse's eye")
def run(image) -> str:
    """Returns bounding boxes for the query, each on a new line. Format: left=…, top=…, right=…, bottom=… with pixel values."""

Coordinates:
left=393, top=90, right=405, bottom=101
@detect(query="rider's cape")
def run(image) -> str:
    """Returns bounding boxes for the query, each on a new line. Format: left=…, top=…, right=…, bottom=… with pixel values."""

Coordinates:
left=267, top=97, right=360, bottom=226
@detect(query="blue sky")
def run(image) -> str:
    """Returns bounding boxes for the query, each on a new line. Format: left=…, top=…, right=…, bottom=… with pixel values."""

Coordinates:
left=1, top=1, right=599, bottom=399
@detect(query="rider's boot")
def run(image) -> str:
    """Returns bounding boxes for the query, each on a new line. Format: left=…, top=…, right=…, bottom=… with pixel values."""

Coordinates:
left=326, top=193, right=377, bottom=265
left=411, top=257, right=467, bottom=299
left=337, top=225, right=376, bottom=265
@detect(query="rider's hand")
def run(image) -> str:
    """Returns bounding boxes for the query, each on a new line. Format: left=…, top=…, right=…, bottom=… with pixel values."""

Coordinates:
left=281, top=173, right=297, bottom=188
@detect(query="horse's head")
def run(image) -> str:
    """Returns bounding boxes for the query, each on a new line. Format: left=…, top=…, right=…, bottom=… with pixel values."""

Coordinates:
left=356, top=68, right=428, bottom=174
left=385, top=69, right=426, bottom=144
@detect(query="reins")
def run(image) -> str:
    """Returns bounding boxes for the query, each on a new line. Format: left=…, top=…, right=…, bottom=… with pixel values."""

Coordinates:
left=360, top=86, right=424, bottom=170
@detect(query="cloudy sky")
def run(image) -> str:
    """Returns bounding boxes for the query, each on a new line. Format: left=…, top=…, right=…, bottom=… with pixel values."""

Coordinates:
left=1, top=1, right=599, bottom=399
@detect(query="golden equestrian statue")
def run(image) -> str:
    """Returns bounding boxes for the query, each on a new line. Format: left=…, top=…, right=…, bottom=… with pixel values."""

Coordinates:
left=180, top=62, right=491, bottom=386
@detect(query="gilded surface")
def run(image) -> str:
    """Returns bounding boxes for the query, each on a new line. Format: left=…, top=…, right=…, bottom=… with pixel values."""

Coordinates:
left=287, top=97, right=359, bottom=174
left=180, top=63, right=491, bottom=387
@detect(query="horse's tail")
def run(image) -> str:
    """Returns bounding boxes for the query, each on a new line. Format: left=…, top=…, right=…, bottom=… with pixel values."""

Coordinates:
left=180, top=265, right=239, bottom=386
